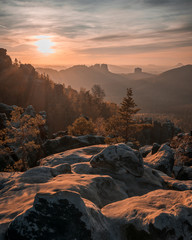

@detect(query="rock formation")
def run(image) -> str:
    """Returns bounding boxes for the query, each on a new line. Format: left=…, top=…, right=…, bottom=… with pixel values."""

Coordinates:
left=0, top=123, right=192, bottom=239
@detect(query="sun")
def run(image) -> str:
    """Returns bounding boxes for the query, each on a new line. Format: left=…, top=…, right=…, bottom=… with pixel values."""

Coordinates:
left=34, top=36, right=55, bottom=54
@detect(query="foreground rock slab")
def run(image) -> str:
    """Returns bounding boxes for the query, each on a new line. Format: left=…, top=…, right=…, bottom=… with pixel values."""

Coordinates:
left=7, top=190, right=114, bottom=240
left=102, top=189, right=192, bottom=240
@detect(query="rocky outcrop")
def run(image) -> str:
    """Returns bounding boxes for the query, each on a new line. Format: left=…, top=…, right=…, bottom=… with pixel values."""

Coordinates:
left=91, top=64, right=109, bottom=72
left=19, top=163, right=71, bottom=183
left=43, top=135, right=105, bottom=156
left=90, top=144, right=144, bottom=177
left=40, top=145, right=106, bottom=167
left=102, top=189, right=192, bottom=240
left=7, top=191, right=113, bottom=240
left=160, top=172, right=192, bottom=191
left=144, top=144, right=174, bottom=176
left=139, top=145, right=153, bottom=157
left=173, top=166, right=192, bottom=180
left=1, top=138, right=192, bottom=239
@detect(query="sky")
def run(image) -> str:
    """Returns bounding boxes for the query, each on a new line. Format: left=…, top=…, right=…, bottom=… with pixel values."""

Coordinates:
left=0, top=0, right=192, bottom=66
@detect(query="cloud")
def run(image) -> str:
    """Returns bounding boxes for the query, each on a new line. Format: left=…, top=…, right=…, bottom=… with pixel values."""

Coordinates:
left=90, top=34, right=130, bottom=41
left=0, top=0, right=192, bottom=63
left=77, top=40, right=192, bottom=55
left=143, top=0, right=192, bottom=6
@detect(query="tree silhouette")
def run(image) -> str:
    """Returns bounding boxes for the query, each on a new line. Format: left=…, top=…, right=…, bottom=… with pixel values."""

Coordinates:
left=119, top=88, right=140, bottom=141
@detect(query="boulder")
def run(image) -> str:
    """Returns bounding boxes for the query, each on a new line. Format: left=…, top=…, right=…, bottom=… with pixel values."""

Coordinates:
left=6, top=190, right=114, bottom=240
left=102, top=189, right=192, bottom=240
left=90, top=144, right=144, bottom=177
left=139, top=145, right=152, bottom=157
left=40, top=145, right=106, bottom=167
left=173, top=166, right=192, bottom=180
left=144, top=144, right=174, bottom=176
left=161, top=173, right=192, bottom=191
left=43, top=135, right=105, bottom=156
left=19, top=164, right=71, bottom=183
left=151, top=142, right=160, bottom=154
left=72, top=163, right=164, bottom=197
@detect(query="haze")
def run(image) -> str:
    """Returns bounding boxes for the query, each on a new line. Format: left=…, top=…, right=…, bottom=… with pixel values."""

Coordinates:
left=0, top=0, right=192, bottom=66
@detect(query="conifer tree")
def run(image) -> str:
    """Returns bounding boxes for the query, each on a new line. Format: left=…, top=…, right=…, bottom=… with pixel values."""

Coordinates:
left=119, top=88, right=140, bottom=141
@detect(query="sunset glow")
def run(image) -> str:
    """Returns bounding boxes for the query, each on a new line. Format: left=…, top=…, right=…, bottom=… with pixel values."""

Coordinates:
left=34, top=37, right=55, bottom=54
left=0, top=0, right=191, bottom=66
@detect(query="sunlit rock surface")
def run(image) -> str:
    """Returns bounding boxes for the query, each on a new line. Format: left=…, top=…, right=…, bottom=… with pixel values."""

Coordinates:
left=7, top=191, right=115, bottom=240
left=144, top=144, right=174, bottom=176
left=42, top=135, right=105, bottom=156
left=40, top=145, right=106, bottom=167
left=90, top=144, right=144, bottom=177
left=102, top=189, right=192, bottom=240
left=1, top=142, right=192, bottom=240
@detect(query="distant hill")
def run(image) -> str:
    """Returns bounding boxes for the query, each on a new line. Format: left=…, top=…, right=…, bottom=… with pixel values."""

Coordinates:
left=122, top=68, right=155, bottom=80
left=36, top=64, right=192, bottom=105
left=36, top=64, right=192, bottom=125
left=131, top=65, right=192, bottom=113
left=37, top=64, right=130, bottom=103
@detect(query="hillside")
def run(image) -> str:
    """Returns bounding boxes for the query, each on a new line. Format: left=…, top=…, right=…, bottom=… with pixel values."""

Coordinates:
left=0, top=49, right=117, bottom=133
left=37, top=64, right=192, bottom=131
left=37, top=64, right=192, bottom=109
left=131, top=65, right=192, bottom=112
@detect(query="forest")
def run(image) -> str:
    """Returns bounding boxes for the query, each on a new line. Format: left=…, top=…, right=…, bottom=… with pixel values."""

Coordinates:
left=0, top=48, right=117, bottom=134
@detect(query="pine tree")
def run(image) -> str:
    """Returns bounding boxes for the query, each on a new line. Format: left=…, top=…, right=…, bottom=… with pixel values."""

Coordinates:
left=119, top=88, right=140, bottom=141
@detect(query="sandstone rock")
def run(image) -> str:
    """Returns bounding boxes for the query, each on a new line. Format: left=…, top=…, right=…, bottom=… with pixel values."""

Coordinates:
left=161, top=173, right=192, bottom=191
left=139, top=145, right=152, bottom=157
left=52, top=130, right=68, bottom=139
left=102, top=189, right=192, bottom=240
left=43, top=135, right=105, bottom=156
left=72, top=163, right=164, bottom=197
left=19, top=164, right=71, bottom=183
left=173, top=166, right=192, bottom=180
left=90, top=144, right=144, bottom=177
left=144, top=144, right=174, bottom=176
left=151, top=142, right=160, bottom=154
left=51, top=163, right=72, bottom=177
left=40, top=145, right=106, bottom=167
left=0, top=173, right=128, bottom=238
left=6, top=190, right=114, bottom=240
